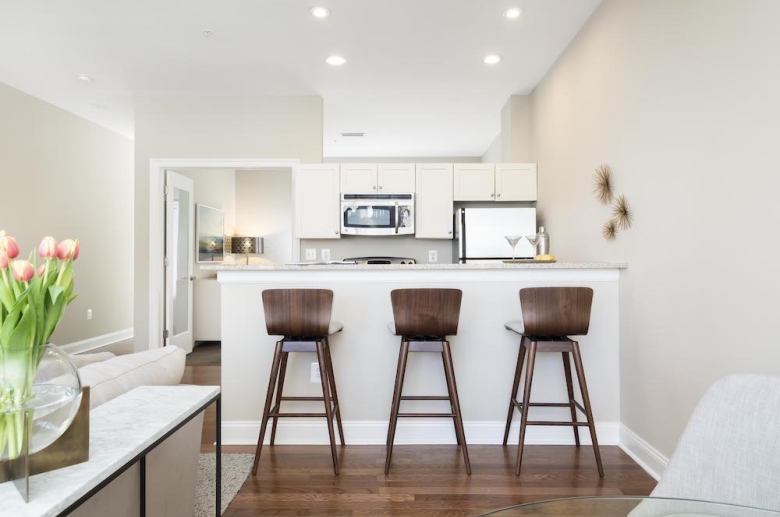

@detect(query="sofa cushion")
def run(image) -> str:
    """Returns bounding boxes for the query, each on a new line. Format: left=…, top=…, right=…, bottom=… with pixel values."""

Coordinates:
left=79, top=346, right=186, bottom=409
left=69, top=351, right=117, bottom=369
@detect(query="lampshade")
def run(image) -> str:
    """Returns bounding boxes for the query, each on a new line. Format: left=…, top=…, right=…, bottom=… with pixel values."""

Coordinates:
left=230, top=236, right=263, bottom=255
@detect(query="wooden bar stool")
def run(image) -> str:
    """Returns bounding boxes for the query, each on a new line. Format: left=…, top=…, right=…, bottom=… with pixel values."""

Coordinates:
left=385, top=288, right=471, bottom=475
left=251, top=289, right=345, bottom=476
left=502, top=287, right=604, bottom=477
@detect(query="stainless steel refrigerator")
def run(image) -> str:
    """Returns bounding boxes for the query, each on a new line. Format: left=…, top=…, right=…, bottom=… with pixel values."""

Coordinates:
left=455, top=207, right=537, bottom=263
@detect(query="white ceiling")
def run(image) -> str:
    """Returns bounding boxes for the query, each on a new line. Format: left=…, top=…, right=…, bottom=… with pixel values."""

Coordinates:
left=0, top=0, right=601, bottom=157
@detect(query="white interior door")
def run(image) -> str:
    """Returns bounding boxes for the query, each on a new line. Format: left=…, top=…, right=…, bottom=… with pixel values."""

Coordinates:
left=165, top=170, right=195, bottom=353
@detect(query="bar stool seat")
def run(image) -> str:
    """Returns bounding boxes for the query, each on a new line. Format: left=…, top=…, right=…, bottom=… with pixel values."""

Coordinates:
left=384, top=288, right=471, bottom=475
left=251, top=289, right=345, bottom=476
left=503, top=287, right=604, bottom=478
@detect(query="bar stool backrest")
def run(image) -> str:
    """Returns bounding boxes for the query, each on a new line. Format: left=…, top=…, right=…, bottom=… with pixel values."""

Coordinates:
left=519, top=287, right=593, bottom=336
left=262, top=289, right=334, bottom=337
left=391, top=288, right=462, bottom=337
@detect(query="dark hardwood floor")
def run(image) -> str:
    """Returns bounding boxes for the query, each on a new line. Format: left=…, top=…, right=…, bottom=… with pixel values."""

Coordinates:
left=182, top=362, right=656, bottom=517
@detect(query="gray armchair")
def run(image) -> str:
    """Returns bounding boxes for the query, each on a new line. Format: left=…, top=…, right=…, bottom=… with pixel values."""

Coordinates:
left=650, top=374, right=780, bottom=511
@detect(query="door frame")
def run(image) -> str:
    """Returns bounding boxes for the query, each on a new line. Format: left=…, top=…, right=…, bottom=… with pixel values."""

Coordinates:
left=148, top=158, right=300, bottom=350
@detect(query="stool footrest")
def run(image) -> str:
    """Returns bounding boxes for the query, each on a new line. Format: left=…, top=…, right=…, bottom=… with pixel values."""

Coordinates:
left=511, top=399, right=585, bottom=412
left=401, top=396, right=450, bottom=401
left=525, top=420, right=592, bottom=427
left=397, top=413, right=456, bottom=418
left=280, top=396, right=333, bottom=402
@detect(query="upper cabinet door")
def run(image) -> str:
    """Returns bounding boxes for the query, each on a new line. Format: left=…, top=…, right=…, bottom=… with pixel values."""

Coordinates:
left=415, top=164, right=454, bottom=239
left=296, top=164, right=341, bottom=239
left=377, top=163, right=415, bottom=193
left=340, top=164, right=378, bottom=194
left=495, top=163, right=537, bottom=201
left=454, top=164, right=496, bottom=201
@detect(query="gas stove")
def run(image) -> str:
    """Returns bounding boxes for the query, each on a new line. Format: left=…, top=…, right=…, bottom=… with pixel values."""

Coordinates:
left=344, top=256, right=418, bottom=265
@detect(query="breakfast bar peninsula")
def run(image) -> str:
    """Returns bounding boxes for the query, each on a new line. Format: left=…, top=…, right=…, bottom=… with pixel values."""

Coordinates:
left=202, top=262, right=626, bottom=447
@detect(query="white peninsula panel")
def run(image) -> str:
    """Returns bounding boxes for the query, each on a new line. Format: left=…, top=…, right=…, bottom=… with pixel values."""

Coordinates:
left=213, top=264, right=624, bottom=446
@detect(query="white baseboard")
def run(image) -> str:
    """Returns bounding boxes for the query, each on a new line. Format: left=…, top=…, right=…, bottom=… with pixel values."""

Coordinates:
left=618, top=423, right=668, bottom=480
left=222, top=420, right=619, bottom=447
left=59, top=328, right=134, bottom=355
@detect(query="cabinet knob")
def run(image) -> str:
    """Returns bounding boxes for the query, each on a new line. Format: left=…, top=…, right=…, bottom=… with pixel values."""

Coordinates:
left=448, top=231, right=453, bottom=234
left=491, top=193, right=495, bottom=198
left=379, top=185, right=383, bottom=190
left=373, top=186, right=377, bottom=190
left=335, top=231, right=339, bottom=235
left=497, top=193, right=501, bottom=198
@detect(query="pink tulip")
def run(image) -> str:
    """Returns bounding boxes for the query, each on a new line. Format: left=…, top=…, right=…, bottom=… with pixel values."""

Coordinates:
left=0, top=231, right=19, bottom=259
left=38, top=236, right=58, bottom=260
left=57, top=239, right=80, bottom=261
left=0, top=252, right=7, bottom=270
left=11, top=260, right=34, bottom=282
left=38, top=264, right=46, bottom=277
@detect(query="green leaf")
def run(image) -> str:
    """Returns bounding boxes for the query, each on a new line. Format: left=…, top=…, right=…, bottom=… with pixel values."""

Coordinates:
left=7, top=304, right=36, bottom=349
left=42, top=297, right=66, bottom=345
left=1, top=305, right=23, bottom=346
left=48, top=286, right=65, bottom=306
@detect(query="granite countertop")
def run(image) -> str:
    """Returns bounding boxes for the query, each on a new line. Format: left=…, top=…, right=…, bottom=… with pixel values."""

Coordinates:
left=201, top=262, right=627, bottom=271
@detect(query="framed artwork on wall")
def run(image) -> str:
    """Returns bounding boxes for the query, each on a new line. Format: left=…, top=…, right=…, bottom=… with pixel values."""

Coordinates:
left=196, top=204, right=225, bottom=263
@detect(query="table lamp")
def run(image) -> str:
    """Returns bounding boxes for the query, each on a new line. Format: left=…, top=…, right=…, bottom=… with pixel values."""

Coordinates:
left=230, top=236, right=263, bottom=265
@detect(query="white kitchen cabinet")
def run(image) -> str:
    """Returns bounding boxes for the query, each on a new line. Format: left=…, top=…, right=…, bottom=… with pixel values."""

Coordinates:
left=454, top=164, right=496, bottom=201
left=377, top=163, right=415, bottom=193
left=193, top=278, right=220, bottom=342
left=340, top=164, right=378, bottom=194
left=295, top=164, right=341, bottom=239
left=415, top=163, right=454, bottom=239
left=496, top=163, right=537, bottom=201
left=341, top=163, right=415, bottom=194
left=454, top=163, right=538, bottom=202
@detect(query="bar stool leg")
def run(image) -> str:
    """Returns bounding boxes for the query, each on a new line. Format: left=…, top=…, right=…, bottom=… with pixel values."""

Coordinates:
left=269, top=351, right=289, bottom=446
left=252, top=340, right=284, bottom=476
left=385, top=339, right=410, bottom=475
left=515, top=340, right=537, bottom=476
left=441, top=348, right=461, bottom=446
left=323, top=337, right=346, bottom=446
left=442, top=340, right=471, bottom=475
left=571, top=340, right=604, bottom=478
left=503, top=337, right=527, bottom=446
left=561, top=351, right=580, bottom=448
left=316, top=340, right=339, bottom=475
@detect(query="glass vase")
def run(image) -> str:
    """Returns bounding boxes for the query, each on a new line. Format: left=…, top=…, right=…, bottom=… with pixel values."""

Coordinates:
left=0, top=343, right=82, bottom=461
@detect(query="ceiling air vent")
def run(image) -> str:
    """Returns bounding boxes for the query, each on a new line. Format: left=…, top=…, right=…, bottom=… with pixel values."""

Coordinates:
left=340, top=132, right=365, bottom=137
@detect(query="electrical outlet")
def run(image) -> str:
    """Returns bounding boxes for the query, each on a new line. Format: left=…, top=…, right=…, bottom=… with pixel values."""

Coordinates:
left=321, top=249, right=331, bottom=261
left=428, top=250, right=438, bottom=263
left=87, top=309, right=93, bottom=320
left=310, top=362, right=321, bottom=383
left=305, top=248, right=317, bottom=260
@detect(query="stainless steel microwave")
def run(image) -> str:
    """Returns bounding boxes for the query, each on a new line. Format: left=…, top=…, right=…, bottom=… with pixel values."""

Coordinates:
left=340, top=194, right=415, bottom=236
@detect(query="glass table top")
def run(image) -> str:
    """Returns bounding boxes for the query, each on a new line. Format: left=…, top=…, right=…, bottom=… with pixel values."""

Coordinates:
left=475, top=496, right=780, bottom=517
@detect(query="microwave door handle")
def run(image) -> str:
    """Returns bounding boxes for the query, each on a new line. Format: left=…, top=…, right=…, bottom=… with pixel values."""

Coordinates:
left=395, top=202, right=399, bottom=234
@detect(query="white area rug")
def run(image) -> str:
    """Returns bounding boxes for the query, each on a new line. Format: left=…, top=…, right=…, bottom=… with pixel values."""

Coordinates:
left=194, top=453, right=254, bottom=517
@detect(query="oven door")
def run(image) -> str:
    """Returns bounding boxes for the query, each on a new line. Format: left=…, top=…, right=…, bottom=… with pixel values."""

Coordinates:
left=341, top=195, right=415, bottom=235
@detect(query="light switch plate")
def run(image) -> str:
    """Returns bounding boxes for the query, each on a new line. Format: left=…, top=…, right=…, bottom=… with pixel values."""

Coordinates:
left=311, top=362, right=321, bottom=383
left=321, top=249, right=331, bottom=261
left=428, top=250, right=438, bottom=263
left=305, top=248, right=317, bottom=260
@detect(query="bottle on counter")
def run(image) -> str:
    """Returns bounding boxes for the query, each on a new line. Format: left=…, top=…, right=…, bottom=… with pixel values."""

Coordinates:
left=535, top=226, right=550, bottom=256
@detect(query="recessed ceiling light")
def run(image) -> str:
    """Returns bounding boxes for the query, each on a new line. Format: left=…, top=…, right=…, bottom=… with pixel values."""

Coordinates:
left=326, top=55, right=347, bottom=66
left=340, top=132, right=365, bottom=137
left=76, top=74, right=93, bottom=83
left=483, top=55, right=501, bottom=65
left=503, top=8, right=523, bottom=19
left=310, top=6, right=331, bottom=18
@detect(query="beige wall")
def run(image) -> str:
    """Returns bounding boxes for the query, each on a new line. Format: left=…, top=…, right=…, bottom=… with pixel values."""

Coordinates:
left=501, top=95, right=532, bottom=162
left=134, top=95, right=323, bottom=351
left=178, top=168, right=236, bottom=279
left=530, top=0, right=780, bottom=458
left=235, top=169, right=294, bottom=266
left=482, top=134, right=502, bottom=163
left=0, top=82, right=134, bottom=344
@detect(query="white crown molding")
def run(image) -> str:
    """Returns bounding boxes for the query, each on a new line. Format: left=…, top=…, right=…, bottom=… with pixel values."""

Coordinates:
left=221, top=420, right=619, bottom=447
left=58, top=328, right=133, bottom=355
left=618, top=423, right=669, bottom=481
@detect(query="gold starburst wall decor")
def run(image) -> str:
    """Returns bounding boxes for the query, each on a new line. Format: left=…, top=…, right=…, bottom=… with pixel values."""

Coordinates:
left=593, top=165, right=615, bottom=205
left=602, top=219, right=618, bottom=241
left=612, top=194, right=633, bottom=230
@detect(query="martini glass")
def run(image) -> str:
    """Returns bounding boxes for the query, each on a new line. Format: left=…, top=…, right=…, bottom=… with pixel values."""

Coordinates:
left=504, top=235, right=523, bottom=261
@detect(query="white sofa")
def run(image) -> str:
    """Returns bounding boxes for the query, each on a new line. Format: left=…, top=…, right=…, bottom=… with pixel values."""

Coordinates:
left=67, top=346, right=204, bottom=517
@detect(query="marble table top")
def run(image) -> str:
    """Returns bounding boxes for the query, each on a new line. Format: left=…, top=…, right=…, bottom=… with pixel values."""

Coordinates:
left=0, top=385, right=220, bottom=517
